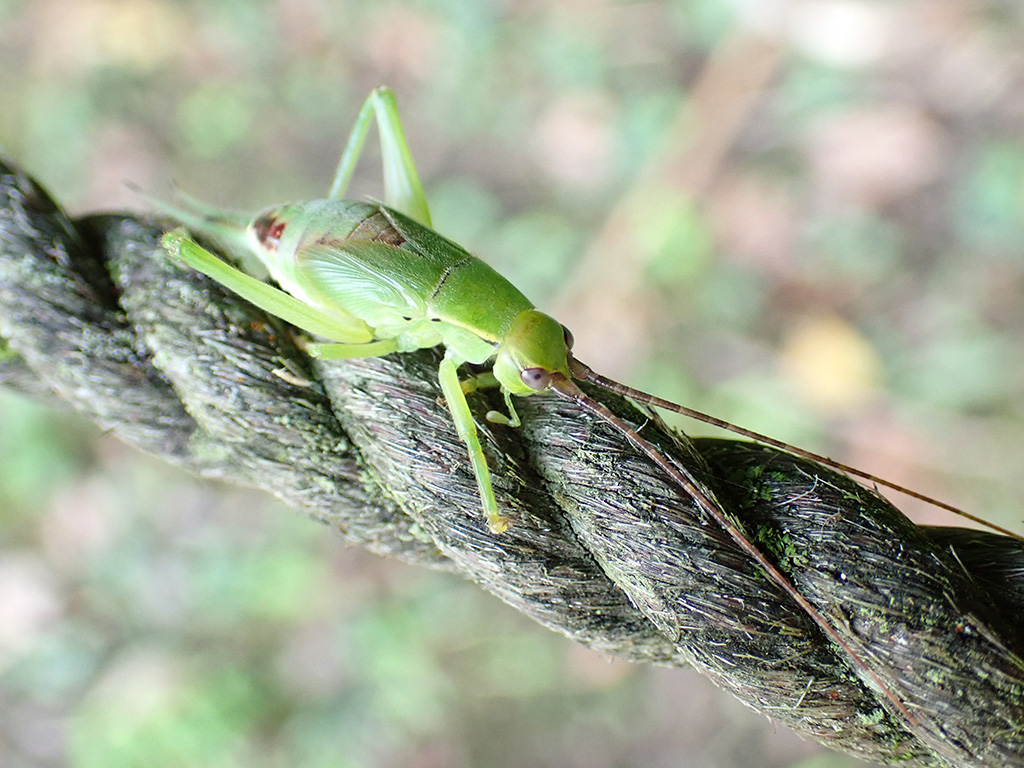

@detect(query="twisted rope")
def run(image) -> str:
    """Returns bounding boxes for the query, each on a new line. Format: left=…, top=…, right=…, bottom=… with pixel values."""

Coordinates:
left=1, top=156, right=1022, bottom=767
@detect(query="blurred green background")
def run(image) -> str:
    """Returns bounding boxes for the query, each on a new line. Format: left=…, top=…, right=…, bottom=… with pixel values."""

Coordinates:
left=2, top=1, right=1024, bottom=766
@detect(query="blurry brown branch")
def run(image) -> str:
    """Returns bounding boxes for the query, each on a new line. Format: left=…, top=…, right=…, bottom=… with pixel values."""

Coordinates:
left=555, top=33, right=782, bottom=376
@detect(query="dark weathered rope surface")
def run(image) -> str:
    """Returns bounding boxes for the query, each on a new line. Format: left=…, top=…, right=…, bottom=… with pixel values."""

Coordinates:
left=1, top=156, right=1022, bottom=767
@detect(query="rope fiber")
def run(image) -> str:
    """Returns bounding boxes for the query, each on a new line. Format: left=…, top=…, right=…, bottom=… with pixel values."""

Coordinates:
left=1, top=156, right=1022, bottom=767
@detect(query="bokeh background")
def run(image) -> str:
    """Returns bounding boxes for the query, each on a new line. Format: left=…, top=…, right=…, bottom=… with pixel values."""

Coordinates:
left=2, top=1, right=1024, bottom=766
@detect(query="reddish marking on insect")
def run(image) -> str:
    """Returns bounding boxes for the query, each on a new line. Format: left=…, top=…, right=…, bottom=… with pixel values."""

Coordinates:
left=374, top=224, right=406, bottom=248
left=253, top=214, right=286, bottom=252
left=347, top=210, right=407, bottom=248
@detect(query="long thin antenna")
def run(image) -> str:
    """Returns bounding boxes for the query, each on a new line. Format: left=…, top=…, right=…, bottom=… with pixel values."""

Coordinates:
left=568, top=357, right=1022, bottom=541
left=549, top=375, right=917, bottom=727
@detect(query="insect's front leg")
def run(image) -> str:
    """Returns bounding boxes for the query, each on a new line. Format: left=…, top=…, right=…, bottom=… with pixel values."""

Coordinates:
left=460, top=371, right=500, bottom=394
left=460, top=372, right=522, bottom=427
left=438, top=355, right=509, bottom=533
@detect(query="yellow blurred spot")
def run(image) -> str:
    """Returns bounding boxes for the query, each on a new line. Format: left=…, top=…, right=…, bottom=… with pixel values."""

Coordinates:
left=779, top=314, right=882, bottom=412
left=95, top=0, right=186, bottom=70
left=32, top=0, right=186, bottom=73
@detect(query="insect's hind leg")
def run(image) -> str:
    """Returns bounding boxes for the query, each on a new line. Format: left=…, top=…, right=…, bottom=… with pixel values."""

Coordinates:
left=328, top=88, right=432, bottom=228
left=305, top=339, right=400, bottom=359
left=162, top=232, right=374, bottom=345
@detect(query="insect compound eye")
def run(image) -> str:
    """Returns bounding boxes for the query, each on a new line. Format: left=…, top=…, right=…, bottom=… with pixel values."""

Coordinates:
left=561, top=325, right=575, bottom=350
left=520, top=367, right=551, bottom=391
